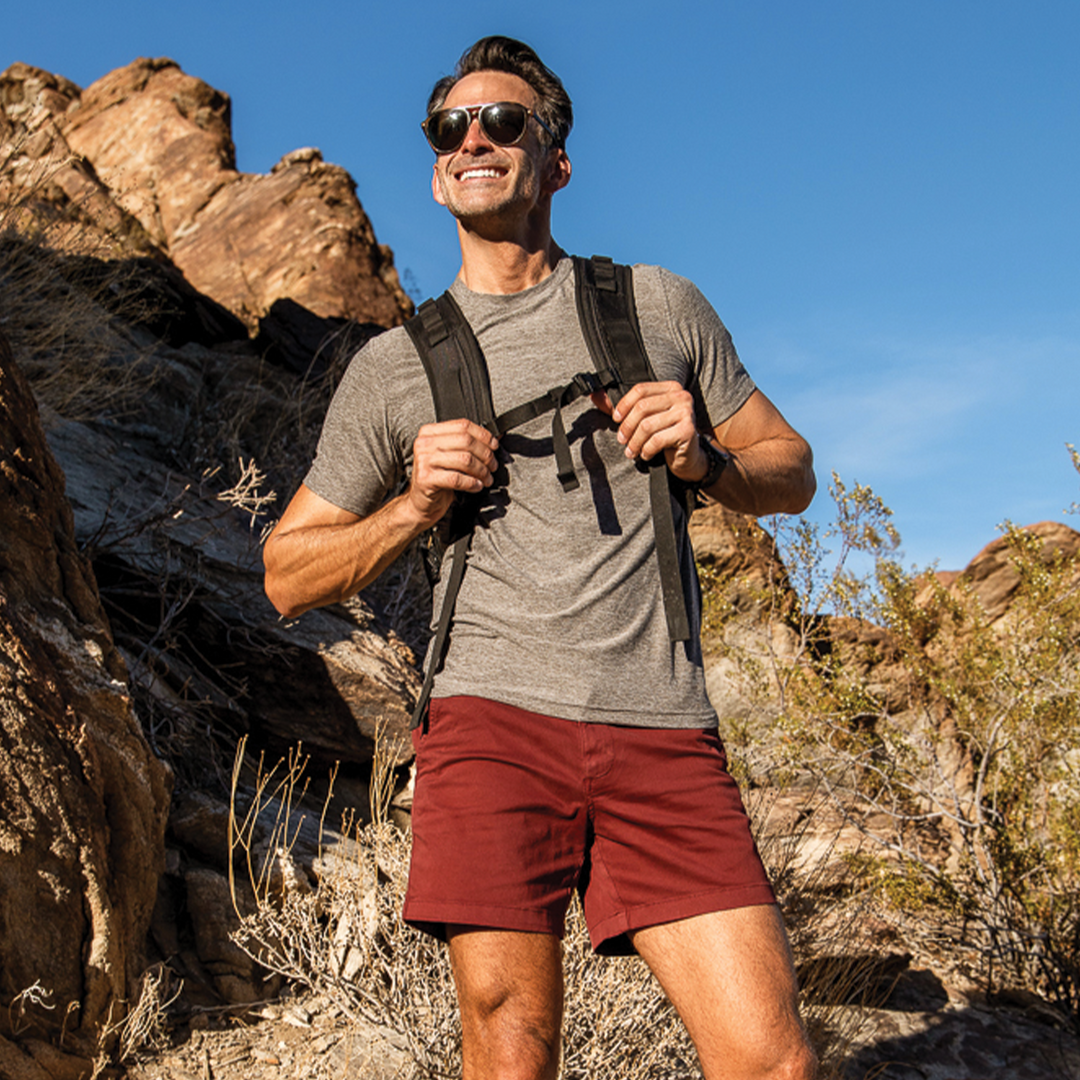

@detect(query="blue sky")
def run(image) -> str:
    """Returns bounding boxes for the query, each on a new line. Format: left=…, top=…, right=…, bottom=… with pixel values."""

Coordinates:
left=6, top=0, right=1078, bottom=571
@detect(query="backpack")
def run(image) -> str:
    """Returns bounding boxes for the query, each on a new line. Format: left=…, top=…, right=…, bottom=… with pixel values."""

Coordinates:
left=403, top=255, right=696, bottom=728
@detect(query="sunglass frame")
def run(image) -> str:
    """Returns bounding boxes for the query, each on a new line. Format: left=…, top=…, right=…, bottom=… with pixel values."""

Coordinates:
left=422, top=101, right=559, bottom=154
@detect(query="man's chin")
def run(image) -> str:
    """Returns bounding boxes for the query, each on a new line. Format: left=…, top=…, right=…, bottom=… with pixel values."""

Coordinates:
left=445, top=200, right=518, bottom=229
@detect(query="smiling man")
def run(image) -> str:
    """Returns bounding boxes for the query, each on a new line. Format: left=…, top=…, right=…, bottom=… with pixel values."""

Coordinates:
left=264, top=36, right=817, bottom=1080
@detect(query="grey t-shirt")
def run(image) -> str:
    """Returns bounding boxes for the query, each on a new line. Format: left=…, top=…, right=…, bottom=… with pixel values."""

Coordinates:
left=305, top=257, right=755, bottom=728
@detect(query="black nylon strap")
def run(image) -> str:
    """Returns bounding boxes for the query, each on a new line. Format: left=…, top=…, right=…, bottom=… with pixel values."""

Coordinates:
left=410, top=535, right=469, bottom=729
left=494, top=368, right=616, bottom=434
left=404, top=297, right=492, bottom=727
left=494, top=370, right=618, bottom=493
left=551, top=396, right=578, bottom=492
left=406, top=294, right=497, bottom=435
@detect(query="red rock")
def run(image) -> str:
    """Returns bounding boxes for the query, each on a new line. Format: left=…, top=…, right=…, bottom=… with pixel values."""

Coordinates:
left=58, top=57, right=412, bottom=329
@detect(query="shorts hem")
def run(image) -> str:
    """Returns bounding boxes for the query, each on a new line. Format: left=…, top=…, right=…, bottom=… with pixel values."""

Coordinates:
left=403, top=898, right=565, bottom=942
left=589, top=884, right=778, bottom=956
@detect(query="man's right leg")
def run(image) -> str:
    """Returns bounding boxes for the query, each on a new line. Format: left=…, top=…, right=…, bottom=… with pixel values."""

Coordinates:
left=447, top=926, right=564, bottom=1080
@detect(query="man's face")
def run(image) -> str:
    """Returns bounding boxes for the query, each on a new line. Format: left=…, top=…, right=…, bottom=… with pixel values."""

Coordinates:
left=430, top=70, right=563, bottom=228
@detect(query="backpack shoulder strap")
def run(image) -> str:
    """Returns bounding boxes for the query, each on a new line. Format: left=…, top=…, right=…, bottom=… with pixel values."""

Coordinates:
left=404, top=292, right=497, bottom=431
left=573, top=255, right=692, bottom=642
left=572, top=254, right=655, bottom=400
left=403, top=292, right=496, bottom=730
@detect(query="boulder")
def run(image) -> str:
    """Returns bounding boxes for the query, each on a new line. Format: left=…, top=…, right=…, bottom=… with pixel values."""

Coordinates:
left=0, top=330, right=171, bottom=1053
left=689, top=498, right=793, bottom=617
left=690, top=500, right=801, bottom=730
left=58, top=58, right=413, bottom=330
left=0, top=63, right=160, bottom=257
left=949, top=520, right=1080, bottom=624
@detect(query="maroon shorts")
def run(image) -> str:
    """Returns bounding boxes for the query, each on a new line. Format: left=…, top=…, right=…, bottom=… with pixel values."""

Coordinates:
left=403, top=695, right=775, bottom=955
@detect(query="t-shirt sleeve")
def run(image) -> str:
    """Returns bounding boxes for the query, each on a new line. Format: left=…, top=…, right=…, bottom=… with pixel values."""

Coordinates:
left=303, top=327, right=433, bottom=517
left=633, top=265, right=756, bottom=431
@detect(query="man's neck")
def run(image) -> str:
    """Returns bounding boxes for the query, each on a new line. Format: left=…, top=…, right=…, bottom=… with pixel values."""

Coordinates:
left=455, top=228, right=564, bottom=295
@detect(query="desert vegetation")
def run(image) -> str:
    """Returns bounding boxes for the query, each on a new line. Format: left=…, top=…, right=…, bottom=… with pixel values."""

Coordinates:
left=707, top=470, right=1080, bottom=1030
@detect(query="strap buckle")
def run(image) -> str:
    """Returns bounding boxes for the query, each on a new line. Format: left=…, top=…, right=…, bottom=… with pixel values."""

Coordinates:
left=572, top=371, right=604, bottom=397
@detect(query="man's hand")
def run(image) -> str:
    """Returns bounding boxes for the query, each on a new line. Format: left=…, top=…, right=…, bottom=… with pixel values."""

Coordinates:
left=591, top=382, right=707, bottom=483
left=264, top=417, right=499, bottom=618
left=591, top=383, right=815, bottom=517
left=406, top=418, right=500, bottom=528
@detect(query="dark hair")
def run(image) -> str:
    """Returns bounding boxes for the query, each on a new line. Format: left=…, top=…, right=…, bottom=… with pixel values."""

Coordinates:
left=427, top=36, right=573, bottom=150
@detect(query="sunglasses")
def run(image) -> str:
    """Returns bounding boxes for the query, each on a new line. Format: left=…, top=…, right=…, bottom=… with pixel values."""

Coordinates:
left=422, top=101, right=559, bottom=154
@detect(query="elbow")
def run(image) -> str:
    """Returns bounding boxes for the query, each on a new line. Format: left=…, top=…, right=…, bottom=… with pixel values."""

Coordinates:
left=264, top=579, right=296, bottom=619
left=263, top=570, right=297, bottom=619
left=262, top=544, right=304, bottom=619
left=789, top=463, right=817, bottom=514
left=776, top=444, right=816, bottom=515
left=792, top=446, right=817, bottom=513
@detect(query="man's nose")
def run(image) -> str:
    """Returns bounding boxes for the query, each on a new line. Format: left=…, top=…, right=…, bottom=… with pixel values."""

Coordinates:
left=459, top=115, right=491, bottom=152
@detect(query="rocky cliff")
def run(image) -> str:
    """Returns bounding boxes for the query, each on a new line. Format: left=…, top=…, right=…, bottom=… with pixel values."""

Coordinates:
left=1, top=59, right=412, bottom=332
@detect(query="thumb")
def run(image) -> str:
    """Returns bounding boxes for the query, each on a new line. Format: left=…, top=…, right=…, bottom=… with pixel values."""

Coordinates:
left=590, top=390, right=615, bottom=416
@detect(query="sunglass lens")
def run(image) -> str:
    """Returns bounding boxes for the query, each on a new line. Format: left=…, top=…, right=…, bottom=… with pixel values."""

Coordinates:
left=426, top=109, right=469, bottom=152
left=480, top=103, right=528, bottom=145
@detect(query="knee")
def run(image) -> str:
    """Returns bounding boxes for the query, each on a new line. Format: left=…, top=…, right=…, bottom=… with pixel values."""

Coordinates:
left=768, top=1038, right=818, bottom=1080
left=720, top=1031, right=816, bottom=1080
left=460, top=987, right=561, bottom=1080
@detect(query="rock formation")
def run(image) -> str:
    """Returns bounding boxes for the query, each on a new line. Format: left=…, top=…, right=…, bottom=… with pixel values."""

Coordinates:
left=943, top=519, right=1080, bottom=624
left=0, top=329, right=171, bottom=1063
left=1, top=58, right=413, bottom=333
left=1, top=54, right=421, bottom=1069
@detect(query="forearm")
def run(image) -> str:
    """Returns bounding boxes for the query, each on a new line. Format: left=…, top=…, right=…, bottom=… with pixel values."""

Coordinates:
left=706, top=434, right=816, bottom=517
left=263, top=493, right=426, bottom=618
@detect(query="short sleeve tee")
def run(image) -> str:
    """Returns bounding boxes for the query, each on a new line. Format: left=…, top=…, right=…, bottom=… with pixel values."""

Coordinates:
left=305, top=257, right=755, bottom=728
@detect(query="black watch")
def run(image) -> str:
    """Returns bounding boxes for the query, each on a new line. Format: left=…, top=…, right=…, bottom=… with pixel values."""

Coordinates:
left=691, top=435, right=730, bottom=491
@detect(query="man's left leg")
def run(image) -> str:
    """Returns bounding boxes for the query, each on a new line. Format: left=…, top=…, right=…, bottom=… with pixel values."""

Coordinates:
left=630, top=904, right=816, bottom=1080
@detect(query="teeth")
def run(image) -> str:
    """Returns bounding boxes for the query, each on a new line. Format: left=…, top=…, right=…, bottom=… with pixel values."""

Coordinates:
left=459, top=168, right=503, bottom=179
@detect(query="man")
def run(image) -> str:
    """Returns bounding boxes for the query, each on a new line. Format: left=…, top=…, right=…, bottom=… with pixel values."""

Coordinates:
left=264, top=36, right=817, bottom=1080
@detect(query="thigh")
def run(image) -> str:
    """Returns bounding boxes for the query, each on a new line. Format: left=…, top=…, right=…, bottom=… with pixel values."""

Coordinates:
left=448, top=926, right=564, bottom=1080
left=631, top=905, right=815, bottom=1080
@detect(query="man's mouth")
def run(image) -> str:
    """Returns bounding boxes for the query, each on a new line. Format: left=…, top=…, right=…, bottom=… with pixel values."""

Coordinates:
left=455, top=167, right=508, bottom=181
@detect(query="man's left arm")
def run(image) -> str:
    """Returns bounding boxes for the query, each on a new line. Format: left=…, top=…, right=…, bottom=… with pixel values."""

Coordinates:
left=595, top=382, right=816, bottom=517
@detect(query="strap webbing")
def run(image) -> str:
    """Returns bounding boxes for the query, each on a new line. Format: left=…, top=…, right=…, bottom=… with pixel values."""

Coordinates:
left=494, top=369, right=617, bottom=493
left=410, top=536, right=469, bottom=729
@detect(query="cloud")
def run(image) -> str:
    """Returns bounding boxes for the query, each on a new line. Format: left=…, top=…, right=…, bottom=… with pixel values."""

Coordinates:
left=775, top=330, right=1078, bottom=483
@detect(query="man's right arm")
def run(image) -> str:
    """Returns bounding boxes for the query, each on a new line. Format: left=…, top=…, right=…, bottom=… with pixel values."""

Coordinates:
left=263, top=419, right=499, bottom=618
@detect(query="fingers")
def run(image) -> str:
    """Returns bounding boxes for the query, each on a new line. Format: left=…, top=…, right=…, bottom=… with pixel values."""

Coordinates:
left=609, top=381, right=699, bottom=466
left=408, top=419, right=500, bottom=524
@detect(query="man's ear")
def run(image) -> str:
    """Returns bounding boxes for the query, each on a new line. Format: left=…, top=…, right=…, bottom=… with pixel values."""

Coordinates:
left=432, top=164, right=448, bottom=206
left=543, top=149, right=572, bottom=196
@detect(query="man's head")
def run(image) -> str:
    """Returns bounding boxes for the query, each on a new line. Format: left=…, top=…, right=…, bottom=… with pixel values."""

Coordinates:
left=427, top=36, right=573, bottom=152
left=425, top=38, right=573, bottom=238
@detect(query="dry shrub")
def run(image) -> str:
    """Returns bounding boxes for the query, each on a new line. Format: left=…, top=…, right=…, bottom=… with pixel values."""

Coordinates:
left=717, top=467, right=1080, bottom=1032
left=0, top=125, right=160, bottom=420
left=96, top=964, right=181, bottom=1067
